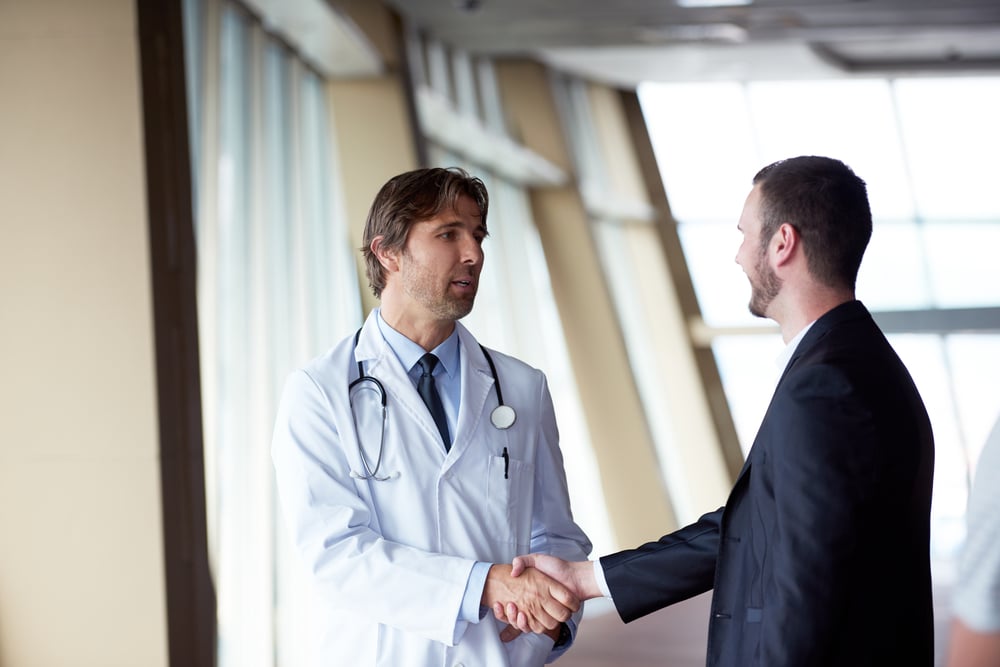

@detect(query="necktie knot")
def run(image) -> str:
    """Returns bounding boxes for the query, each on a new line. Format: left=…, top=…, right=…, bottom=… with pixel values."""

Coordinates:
left=418, top=353, right=439, bottom=377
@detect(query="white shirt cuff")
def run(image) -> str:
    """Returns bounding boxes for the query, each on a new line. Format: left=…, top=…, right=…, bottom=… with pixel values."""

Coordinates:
left=593, top=559, right=613, bottom=599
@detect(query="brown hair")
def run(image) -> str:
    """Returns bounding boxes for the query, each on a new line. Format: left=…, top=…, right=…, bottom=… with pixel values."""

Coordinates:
left=753, top=156, right=872, bottom=291
left=362, top=167, right=489, bottom=297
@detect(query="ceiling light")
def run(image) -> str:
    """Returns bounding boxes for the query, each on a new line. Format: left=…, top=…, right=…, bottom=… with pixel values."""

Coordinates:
left=637, top=23, right=748, bottom=43
left=676, top=0, right=753, bottom=7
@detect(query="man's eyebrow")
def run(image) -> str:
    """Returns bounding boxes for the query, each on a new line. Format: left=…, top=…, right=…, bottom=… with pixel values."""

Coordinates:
left=429, top=220, right=487, bottom=235
left=430, top=220, right=464, bottom=231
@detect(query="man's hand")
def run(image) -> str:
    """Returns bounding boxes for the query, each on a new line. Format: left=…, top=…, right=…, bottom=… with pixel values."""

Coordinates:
left=493, top=554, right=600, bottom=634
left=481, top=563, right=579, bottom=635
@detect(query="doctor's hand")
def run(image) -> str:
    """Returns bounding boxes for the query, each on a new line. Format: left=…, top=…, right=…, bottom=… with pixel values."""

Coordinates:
left=481, top=563, right=579, bottom=635
left=492, top=554, right=600, bottom=634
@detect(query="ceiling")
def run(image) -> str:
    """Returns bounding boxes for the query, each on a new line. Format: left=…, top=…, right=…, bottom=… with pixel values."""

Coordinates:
left=380, top=0, right=1000, bottom=86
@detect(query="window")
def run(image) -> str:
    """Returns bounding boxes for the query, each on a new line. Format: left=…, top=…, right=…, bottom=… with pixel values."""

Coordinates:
left=185, top=1, right=360, bottom=664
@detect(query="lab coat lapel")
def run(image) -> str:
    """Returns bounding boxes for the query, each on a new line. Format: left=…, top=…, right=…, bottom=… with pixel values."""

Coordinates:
left=444, top=323, right=493, bottom=469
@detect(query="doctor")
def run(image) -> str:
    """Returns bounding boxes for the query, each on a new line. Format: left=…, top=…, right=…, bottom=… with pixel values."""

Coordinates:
left=272, top=167, right=592, bottom=666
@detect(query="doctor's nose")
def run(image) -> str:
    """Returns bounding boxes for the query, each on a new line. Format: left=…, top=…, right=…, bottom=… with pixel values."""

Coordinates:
left=461, top=238, right=484, bottom=265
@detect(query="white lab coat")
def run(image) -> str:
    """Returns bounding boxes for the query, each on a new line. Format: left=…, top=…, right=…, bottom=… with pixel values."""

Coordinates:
left=272, top=312, right=592, bottom=667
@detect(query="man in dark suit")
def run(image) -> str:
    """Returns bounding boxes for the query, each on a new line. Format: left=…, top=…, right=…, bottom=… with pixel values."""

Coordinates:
left=496, top=156, right=936, bottom=666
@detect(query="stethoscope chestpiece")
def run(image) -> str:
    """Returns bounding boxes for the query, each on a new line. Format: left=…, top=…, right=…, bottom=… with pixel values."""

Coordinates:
left=490, top=404, right=516, bottom=430
left=479, top=343, right=516, bottom=430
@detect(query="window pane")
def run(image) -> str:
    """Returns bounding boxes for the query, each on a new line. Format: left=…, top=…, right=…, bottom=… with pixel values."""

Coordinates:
left=856, top=221, right=932, bottom=310
left=711, top=334, right=786, bottom=455
left=889, top=335, right=965, bottom=561
left=638, top=82, right=758, bottom=222
left=945, top=334, right=1000, bottom=470
left=894, top=77, right=1000, bottom=219
left=924, top=222, right=1000, bottom=307
left=678, top=220, right=764, bottom=328
left=746, top=79, right=914, bottom=221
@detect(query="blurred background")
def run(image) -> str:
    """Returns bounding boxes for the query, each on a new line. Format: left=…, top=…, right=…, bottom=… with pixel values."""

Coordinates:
left=2, top=0, right=999, bottom=665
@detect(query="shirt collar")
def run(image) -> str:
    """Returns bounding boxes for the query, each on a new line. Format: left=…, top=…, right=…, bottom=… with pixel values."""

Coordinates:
left=776, top=320, right=816, bottom=373
left=375, top=308, right=460, bottom=379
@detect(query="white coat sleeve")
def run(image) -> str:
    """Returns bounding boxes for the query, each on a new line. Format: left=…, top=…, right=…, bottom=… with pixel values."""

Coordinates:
left=529, top=372, right=593, bottom=661
left=271, top=368, right=476, bottom=646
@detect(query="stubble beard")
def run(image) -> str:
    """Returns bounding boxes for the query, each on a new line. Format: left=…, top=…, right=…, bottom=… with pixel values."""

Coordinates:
left=748, top=249, right=781, bottom=319
left=401, top=260, right=477, bottom=322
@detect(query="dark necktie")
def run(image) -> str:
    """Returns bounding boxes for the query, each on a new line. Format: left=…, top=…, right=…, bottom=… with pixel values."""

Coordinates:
left=417, top=353, right=451, bottom=451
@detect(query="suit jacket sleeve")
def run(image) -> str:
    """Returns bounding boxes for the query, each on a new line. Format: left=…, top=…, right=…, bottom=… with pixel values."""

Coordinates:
left=600, top=509, right=721, bottom=622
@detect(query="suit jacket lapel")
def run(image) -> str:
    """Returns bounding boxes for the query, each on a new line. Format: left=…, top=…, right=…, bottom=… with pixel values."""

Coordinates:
left=733, top=301, right=869, bottom=491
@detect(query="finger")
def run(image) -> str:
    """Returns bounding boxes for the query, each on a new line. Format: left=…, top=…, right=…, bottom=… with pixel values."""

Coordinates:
left=540, top=592, right=574, bottom=624
left=515, top=608, right=532, bottom=634
left=511, top=555, right=533, bottom=577
left=547, top=582, right=580, bottom=614
left=527, top=605, right=560, bottom=632
left=507, top=602, right=532, bottom=633
left=499, top=624, right=522, bottom=643
left=492, top=602, right=508, bottom=622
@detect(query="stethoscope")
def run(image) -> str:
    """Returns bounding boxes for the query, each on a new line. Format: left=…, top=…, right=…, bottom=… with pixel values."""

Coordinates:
left=348, top=329, right=516, bottom=481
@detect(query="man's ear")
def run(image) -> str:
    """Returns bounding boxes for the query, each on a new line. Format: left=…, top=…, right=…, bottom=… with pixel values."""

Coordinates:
left=772, top=222, right=799, bottom=268
left=371, top=236, right=400, bottom=274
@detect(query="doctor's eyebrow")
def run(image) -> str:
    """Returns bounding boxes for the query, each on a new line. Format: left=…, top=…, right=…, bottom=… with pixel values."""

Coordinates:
left=432, top=220, right=489, bottom=238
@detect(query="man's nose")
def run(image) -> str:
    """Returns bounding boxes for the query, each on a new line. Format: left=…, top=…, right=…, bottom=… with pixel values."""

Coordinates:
left=462, top=237, right=483, bottom=264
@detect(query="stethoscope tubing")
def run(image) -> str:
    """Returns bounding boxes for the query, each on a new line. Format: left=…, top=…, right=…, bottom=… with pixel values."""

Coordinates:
left=348, top=328, right=515, bottom=481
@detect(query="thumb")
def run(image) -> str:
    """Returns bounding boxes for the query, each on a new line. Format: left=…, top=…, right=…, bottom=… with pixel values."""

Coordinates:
left=511, top=554, right=536, bottom=577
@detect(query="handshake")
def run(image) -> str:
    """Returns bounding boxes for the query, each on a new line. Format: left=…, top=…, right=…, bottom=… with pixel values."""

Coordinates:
left=482, top=554, right=601, bottom=643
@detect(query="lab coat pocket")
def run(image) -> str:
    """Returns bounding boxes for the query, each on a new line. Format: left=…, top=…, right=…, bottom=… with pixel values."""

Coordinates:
left=485, top=454, right=535, bottom=549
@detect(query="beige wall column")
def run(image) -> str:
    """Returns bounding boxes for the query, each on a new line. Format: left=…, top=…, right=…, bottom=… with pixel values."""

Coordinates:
left=585, top=84, right=734, bottom=522
left=327, top=3, right=418, bottom=315
left=493, top=60, right=676, bottom=548
left=0, top=1, right=168, bottom=665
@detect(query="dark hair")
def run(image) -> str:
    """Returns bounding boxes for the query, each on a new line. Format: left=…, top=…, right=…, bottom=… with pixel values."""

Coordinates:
left=361, top=167, right=489, bottom=297
left=753, top=156, right=872, bottom=291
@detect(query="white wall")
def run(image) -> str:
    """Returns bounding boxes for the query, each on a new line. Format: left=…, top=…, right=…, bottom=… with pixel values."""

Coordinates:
left=0, top=1, right=169, bottom=665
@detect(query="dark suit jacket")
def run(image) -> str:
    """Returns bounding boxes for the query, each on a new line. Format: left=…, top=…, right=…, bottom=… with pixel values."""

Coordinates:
left=602, top=300, right=935, bottom=666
